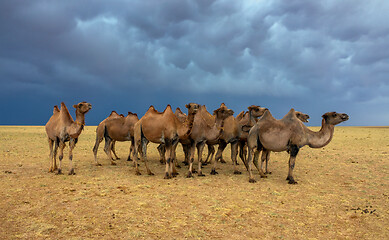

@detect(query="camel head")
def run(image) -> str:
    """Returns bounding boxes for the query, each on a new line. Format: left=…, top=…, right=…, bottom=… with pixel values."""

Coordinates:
left=295, top=111, right=310, bottom=123
left=185, top=103, right=200, bottom=115
left=322, top=112, right=349, bottom=125
left=248, top=105, right=268, bottom=118
left=73, top=102, right=92, bottom=114
left=213, top=103, right=234, bottom=120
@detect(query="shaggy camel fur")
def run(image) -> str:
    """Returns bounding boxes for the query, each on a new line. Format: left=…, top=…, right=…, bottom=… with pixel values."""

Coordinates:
left=187, top=104, right=234, bottom=177
left=247, top=108, right=349, bottom=184
left=92, top=111, right=123, bottom=164
left=45, top=102, right=92, bottom=175
left=133, top=104, right=199, bottom=179
left=93, top=112, right=139, bottom=166
left=204, top=104, right=268, bottom=174
left=258, top=111, right=310, bottom=175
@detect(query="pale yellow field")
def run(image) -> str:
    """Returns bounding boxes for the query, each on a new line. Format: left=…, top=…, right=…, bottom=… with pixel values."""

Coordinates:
left=0, top=126, right=388, bottom=239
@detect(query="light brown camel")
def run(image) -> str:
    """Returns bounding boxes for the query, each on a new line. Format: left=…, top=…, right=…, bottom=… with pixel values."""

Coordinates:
left=203, top=104, right=268, bottom=175
left=258, top=111, right=310, bottom=175
left=247, top=108, right=349, bottom=184
left=45, top=102, right=92, bottom=175
left=187, top=104, right=234, bottom=177
left=93, top=112, right=139, bottom=166
left=133, top=104, right=199, bottom=179
left=92, top=111, right=123, bottom=164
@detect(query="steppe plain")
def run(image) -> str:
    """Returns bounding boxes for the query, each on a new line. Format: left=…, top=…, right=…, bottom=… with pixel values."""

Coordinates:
left=0, top=126, right=388, bottom=239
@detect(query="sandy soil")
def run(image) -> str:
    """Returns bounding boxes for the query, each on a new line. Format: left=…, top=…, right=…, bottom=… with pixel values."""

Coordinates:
left=0, top=126, right=388, bottom=239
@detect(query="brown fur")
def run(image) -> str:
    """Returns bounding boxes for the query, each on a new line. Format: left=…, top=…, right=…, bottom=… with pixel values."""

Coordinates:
left=133, top=104, right=200, bottom=179
left=247, top=108, right=349, bottom=184
left=92, top=111, right=123, bottom=164
left=186, top=103, right=234, bottom=177
left=93, top=112, right=139, bottom=166
left=45, top=102, right=92, bottom=175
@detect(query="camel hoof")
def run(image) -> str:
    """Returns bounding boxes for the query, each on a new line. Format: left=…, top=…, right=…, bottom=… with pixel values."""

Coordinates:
left=127, top=158, right=132, bottom=162
left=56, top=170, right=63, bottom=175
left=186, top=172, right=193, bottom=178
left=183, top=161, right=189, bottom=166
left=68, top=169, right=76, bottom=175
left=164, top=173, right=171, bottom=179
left=202, top=162, right=208, bottom=166
left=148, top=172, right=154, bottom=176
left=111, top=162, right=117, bottom=166
left=288, top=179, right=298, bottom=184
left=260, top=175, right=267, bottom=178
left=191, top=169, right=197, bottom=174
left=210, top=169, right=218, bottom=175
left=135, top=171, right=141, bottom=176
left=249, top=178, right=256, bottom=183
left=115, top=157, right=120, bottom=160
left=266, top=171, right=272, bottom=175
left=220, top=159, right=226, bottom=164
left=172, top=172, right=179, bottom=177
left=175, top=165, right=181, bottom=169
left=234, top=170, right=242, bottom=175
left=96, top=163, right=102, bottom=166
left=198, top=173, right=206, bottom=177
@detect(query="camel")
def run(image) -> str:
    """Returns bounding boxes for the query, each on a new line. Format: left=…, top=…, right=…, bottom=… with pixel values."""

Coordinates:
left=258, top=111, right=310, bottom=175
left=247, top=108, right=349, bottom=184
left=187, top=104, right=234, bottom=177
left=92, top=111, right=123, bottom=163
left=203, top=105, right=268, bottom=175
left=45, top=102, right=92, bottom=175
left=93, top=112, right=139, bottom=166
left=133, top=104, right=200, bottom=179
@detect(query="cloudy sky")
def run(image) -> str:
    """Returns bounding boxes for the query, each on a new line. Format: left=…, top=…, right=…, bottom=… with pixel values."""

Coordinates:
left=1, top=0, right=388, bottom=126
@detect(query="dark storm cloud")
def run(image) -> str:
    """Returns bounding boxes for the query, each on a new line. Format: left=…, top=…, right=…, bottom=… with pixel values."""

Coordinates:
left=1, top=0, right=388, bottom=125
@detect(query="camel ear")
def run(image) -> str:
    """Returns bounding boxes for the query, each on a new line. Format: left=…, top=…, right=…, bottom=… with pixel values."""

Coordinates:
left=185, top=104, right=189, bottom=109
left=322, top=113, right=328, bottom=121
left=73, top=104, right=78, bottom=108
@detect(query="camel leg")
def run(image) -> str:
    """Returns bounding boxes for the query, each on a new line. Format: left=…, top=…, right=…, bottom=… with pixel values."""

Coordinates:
left=92, top=135, right=103, bottom=166
left=254, top=150, right=266, bottom=178
left=53, top=139, right=59, bottom=171
left=286, top=145, right=299, bottom=184
left=238, top=141, right=247, bottom=166
left=230, top=142, right=241, bottom=174
left=157, top=144, right=165, bottom=164
left=197, top=142, right=206, bottom=176
left=68, top=138, right=76, bottom=175
left=133, top=138, right=142, bottom=175
left=127, top=140, right=134, bottom=161
left=111, top=141, right=120, bottom=160
left=164, top=145, right=172, bottom=179
left=247, top=147, right=256, bottom=183
left=264, top=151, right=271, bottom=174
left=171, top=144, right=179, bottom=176
left=182, top=144, right=190, bottom=165
left=56, top=141, right=65, bottom=175
left=104, top=137, right=116, bottom=165
left=48, top=138, right=54, bottom=172
left=212, top=141, right=226, bottom=175
left=187, top=142, right=196, bottom=178
left=141, top=138, right=153, bottom=176
left=204, top=144, right=215, bottom=165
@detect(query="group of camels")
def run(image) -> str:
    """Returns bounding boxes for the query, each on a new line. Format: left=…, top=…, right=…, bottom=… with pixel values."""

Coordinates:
left=45, top=101, right=348, bottom=184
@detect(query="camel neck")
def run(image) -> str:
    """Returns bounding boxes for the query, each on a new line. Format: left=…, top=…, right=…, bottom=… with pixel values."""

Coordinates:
left=75, top=110, right=85, bottom=125
left=308, top=119, right=334, bottom=148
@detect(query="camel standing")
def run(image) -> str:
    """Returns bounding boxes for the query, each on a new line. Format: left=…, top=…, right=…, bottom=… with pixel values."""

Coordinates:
left=45, top=102, right=92, bottom=175
left=187, top=104, right=234, bottom=177
left=247, top=109, right=349, bottom=183
left=133, top=104, right=199, bottom=179
left=93, top=112, right=139, bottom=166
left=92, top=111, right=123, bottom=163
left=204, top=105, right=268, bottom=174
left=258, top=111, right=310, bottom=175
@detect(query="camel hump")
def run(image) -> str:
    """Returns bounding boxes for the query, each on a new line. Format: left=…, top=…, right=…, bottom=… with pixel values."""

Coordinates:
left=53, top=105, right=60, bottom=114
left=220, top=103, right=227, bottom=108
left=163, top=105, right=174, bottom=114
left=127, top=111, right=138, bottom=117
left=175, top=107, right=184, bottom=114
left=236, top=111, right=245, bottom=120
left=109, top=111, right=119, bottom=117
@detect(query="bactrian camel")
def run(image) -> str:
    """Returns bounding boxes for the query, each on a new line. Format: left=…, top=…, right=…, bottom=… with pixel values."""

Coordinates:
left=187, top=104, right=234, bottom=177
left=247, top=108, right=349, bottom=184
left=92, top=111, right=123, bottom=164
left=204, top=104, right=268, bottom=174
left=133, top=104, right=199, bottom=179
left=45, top=102, right=92, bottom=175
left=258, top=111, right=310, bottom=175
left=93, top=112, right=139, bottom=166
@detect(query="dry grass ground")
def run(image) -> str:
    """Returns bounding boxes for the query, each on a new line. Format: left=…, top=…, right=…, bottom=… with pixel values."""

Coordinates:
left=0, top=126, right=388, bottom=239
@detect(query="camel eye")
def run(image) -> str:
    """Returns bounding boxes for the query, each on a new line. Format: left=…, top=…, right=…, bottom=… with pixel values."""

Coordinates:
left=332, top=113, right=337, bottom=117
